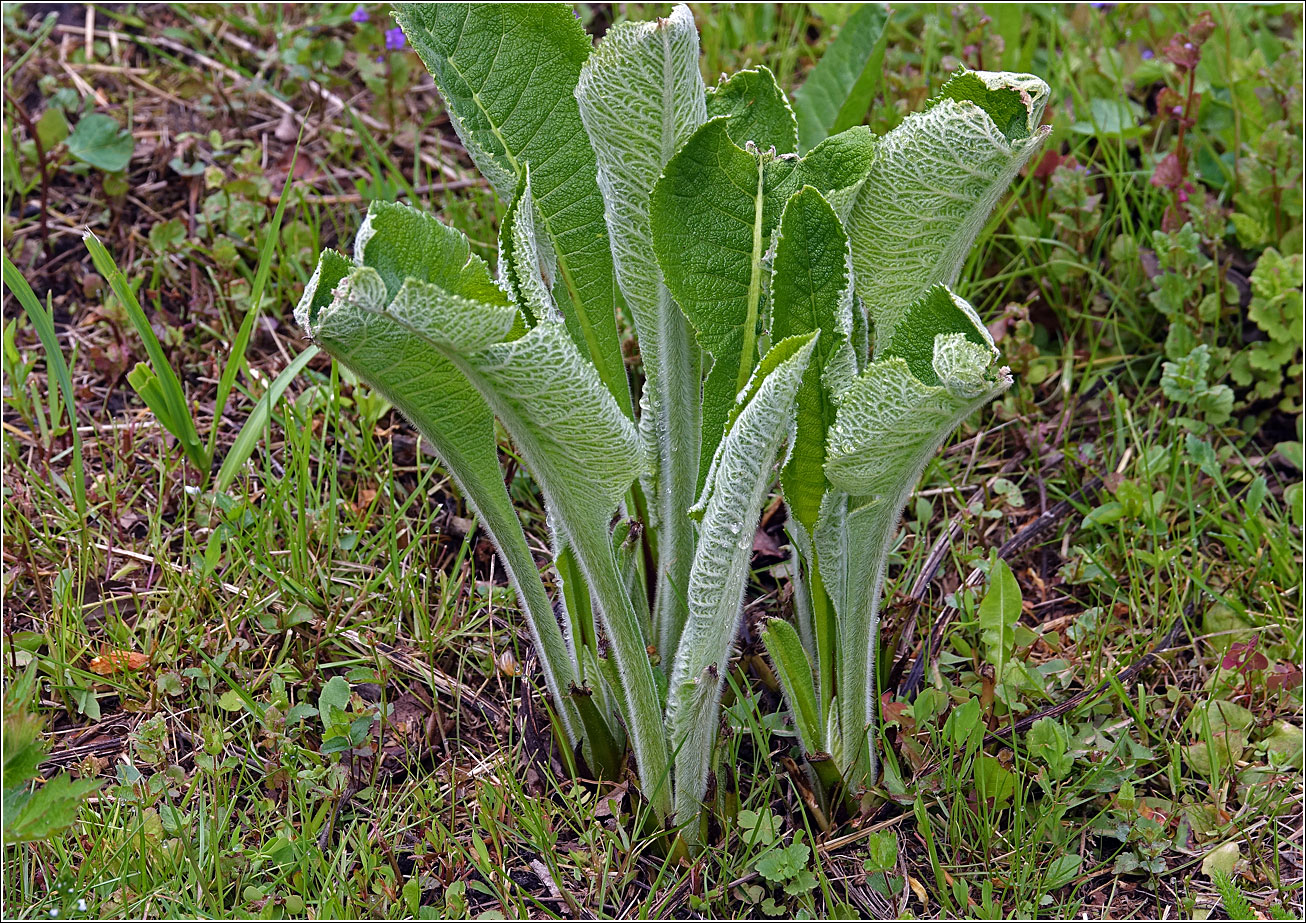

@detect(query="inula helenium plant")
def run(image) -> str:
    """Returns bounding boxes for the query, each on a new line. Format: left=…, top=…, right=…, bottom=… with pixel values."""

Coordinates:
left=295, top=3, right=1050, bottom=851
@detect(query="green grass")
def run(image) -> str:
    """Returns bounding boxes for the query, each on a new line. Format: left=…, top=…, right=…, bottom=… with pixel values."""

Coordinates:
left=3, top=3, right=1302, bottom=919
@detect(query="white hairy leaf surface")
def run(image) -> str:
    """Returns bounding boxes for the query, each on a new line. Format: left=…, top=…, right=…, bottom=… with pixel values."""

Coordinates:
left=311, top=246, right=672, bottom=817
left=846, top=68, right=1050, bottom=343
left=498, top=169, right=560, bottom=325
left=666, top=332, right=817, bottom=842
left=576, top=3, right=706, bottom=659
left=760, top=617, right=825, bottom=757
left=437, top=322, right=673, bottom=820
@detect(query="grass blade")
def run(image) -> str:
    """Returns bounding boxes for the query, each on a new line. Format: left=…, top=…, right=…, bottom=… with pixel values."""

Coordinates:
left=83, top=231, right=208, bottom=473
left=214, top=345, right=318, bottom=493
left=207, top=124, right=306, bottom=464
left=2, top=253, right=87, bottom=519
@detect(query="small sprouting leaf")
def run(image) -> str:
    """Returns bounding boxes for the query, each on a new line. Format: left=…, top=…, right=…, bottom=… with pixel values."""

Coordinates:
left=760, top=618, right=824, bottom=758
left=942, top=697, right=984, bottom=754
left=403, top=878, right=422, bottom=916
left=863, top=830, right=899, bottom=873
left=35, top=107, right=70, bottom=150
left=737, top=808, right=783, bottom=847
left=973, top=754, right=1016, bottom=807
left=1184, top=698, right=1255, bottom=735
left=978, top=559, right=1022, bottom=673
left=2, top=714, right=46, bottom=792
left=66, top=114, right=135, bottom=173
left=156, top=671, right=184, bottom=697
left=755, top=838, right=811, bottom=886
left=1027, top=717, right=1073, bottom=781
left=317, top=676, right=353, bottom=730
left=1068, top=97, right=1144, bottom=138
left=1044, top=853, right=1083, bottom=888
left=1201, top=842, right=1241, bottom=879
left=1263, top=722, right=1304, bottom=770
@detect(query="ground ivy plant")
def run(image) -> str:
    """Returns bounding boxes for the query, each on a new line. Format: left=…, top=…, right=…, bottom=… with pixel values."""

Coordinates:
left=294, top=2, right=1049, bottom=852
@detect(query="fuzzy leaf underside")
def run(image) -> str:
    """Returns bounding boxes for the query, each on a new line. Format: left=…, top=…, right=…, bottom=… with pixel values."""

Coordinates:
left=498, top=170, right=559, bottom=325
left=395, top=2, right=633, bottom=416
left=825, top=345, right=1004, bottom=497
left=575, top=3, right=706, bottom=658
left=667, top=332, right=816, bottom=842
left=793, top=4, right=891, bottom=153
left=845, top=68, right=1050, bottom=343
left=303, top=232, right=672, bottom=817
left=438, top=319, right=673, bottom=820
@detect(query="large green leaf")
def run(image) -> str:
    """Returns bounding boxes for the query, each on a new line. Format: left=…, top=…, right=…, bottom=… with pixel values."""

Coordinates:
left=651, top=120, right=874, bottom=488
left=771, top=186, right=857, bottom=533
left=395, top=2, right=633, bottom=417
left=845, top=68, right=1049, bottom=343
left=818, top=285, right=1011, bottom=786
left=575, top=3, right=706, bottom=660
left=793, top=4, right=891, bottom=153
left=666, top=332, right=816, bottom=845
left=296, top=203, right=582, bottom=748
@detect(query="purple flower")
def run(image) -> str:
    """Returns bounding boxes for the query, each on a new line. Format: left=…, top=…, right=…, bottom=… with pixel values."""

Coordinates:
left=351, top=6, right=368, bottom=23
left=1142, top=48, right=1155, bottom=60
left=385, top=26, right=406, bottom=51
